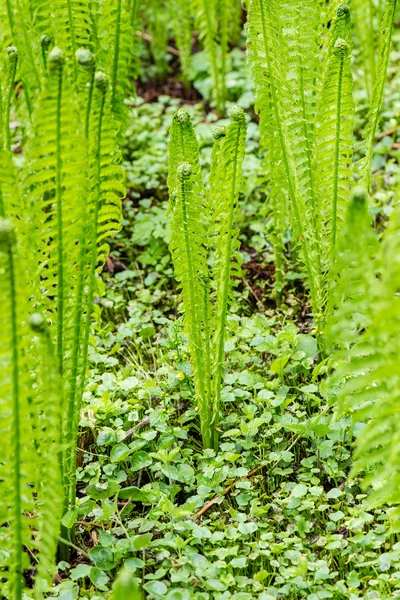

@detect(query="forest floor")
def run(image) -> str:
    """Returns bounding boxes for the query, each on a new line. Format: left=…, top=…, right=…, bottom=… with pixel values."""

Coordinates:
left=51, top=33, right=400, bottom=600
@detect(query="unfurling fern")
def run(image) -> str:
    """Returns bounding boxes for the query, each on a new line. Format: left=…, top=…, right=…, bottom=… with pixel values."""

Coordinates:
left=168, top=107, right=247, bottom=449
left=19, top=48, right=124, bottom=543
left=359, top=0, right=398, bottom=191
left=0, top=219, right=63, bottom=600
left=209, top=106, right=246, bottom=449
left=315, top=33, right=354, bottom=298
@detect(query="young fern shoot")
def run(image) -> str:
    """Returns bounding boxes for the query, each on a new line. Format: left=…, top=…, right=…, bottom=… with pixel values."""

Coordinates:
left=170, top=161, right=213, bottom=447
left=315, top=28, right=354, bottom=304
left=168, top=107, right=246, bottom=449
left=210, top=106, right=246, bottom=450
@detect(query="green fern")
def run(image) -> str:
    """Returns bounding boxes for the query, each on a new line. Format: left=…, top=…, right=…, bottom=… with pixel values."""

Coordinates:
left=168, top=107, right=247, bottom=449
left=326, top=193, right=400, bottom=530
left=210, top=106, right=246, bottom=450
left=169, top=160, right=212, bottom=447
left=0, top=219, right=63, bottom=600
left=96, top=0, right=136, bottom=122
left=352, top=0, right=379, bottom=99
left=192, top=0, right=225, bottom=114
left=246, top=0, right=321, bottom=311
left=315, top=32, right=354, bottom=298
left=360, top=0, right=398, bottom=190
left=325, top=187, right=379, bottom=353
left=171, top=0, right=193, bottom=84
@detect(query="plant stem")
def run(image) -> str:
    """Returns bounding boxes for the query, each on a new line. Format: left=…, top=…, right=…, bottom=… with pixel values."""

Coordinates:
left=8, top=245, right=23, bottom=600
left=55, top=65, right=64, bottom=374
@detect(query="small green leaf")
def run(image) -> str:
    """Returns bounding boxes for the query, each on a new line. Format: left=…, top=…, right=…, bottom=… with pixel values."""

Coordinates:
left=86, top=481, right=120, bottom=500
left=291, top=483, right=308, bottom=498
left=111, top=443, right=131, bottom=463
left=327, top=488, right=343, bottom=499
left=143, top=581, right=168, bottom=596
left=70, top=563, right=91, bottom=581
left=131, top=533, right=152, bottom=550
left=270, top=355, right=291, bottom=379
left=88, top=546, right=115, bottom=570
left=329, top=510, right=345, bottom=522
left=61, top=509, right=77, bottom=529
left=89, top=567, right=109, bottom=590
left=131, top=451, right=152, bottom=472
left=119, top=486, right=146, bottom=501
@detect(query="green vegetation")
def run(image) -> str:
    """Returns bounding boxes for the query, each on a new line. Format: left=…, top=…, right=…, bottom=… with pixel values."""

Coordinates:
left=1, top=0, right=400, bottom=598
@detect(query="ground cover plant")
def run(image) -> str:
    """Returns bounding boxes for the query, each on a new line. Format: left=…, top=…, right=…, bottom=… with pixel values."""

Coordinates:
left=2, top=0, right=400, bottom=598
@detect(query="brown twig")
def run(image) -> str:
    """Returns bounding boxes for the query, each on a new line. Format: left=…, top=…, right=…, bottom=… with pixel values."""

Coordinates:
left=195, top=464, right=265, bottom=519
left=124, top=416, right=150, bottom=440
left=76, top=520, right=104, bottom=528
left=135, top=30, right=180, bottom=57
left=376, top=125, right=400, bottom=140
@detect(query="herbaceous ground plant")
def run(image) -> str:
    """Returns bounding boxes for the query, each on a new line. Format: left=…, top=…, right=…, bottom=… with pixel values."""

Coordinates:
left=1, top=0, right=400, bottom=598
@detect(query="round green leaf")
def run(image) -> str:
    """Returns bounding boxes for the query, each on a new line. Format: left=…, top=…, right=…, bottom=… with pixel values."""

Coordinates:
left=131, top=451, right=152, bottom=472
left=88, top=546, right=115, bottom=570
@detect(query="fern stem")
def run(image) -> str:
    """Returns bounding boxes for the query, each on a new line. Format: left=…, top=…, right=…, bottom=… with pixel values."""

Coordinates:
left=203, top=277, right=212, bottom=437
left=85, top=70, right=95, bottom=139
left=111, top=0, right=122, bottom=110
left=367, top=0, right=376, bottom=93
left=65, top=70, right=97, bottom=462
left=4, top=48, right=17, bottom=152
left=331, top=49, right=345, bottom=261
left=130, top=0, right=140, bottom=28
left=8, top=246, right=23, bottom=600
left=66, top=0, right=78, bottom=80
left=55, top=65, right=64, bottom=374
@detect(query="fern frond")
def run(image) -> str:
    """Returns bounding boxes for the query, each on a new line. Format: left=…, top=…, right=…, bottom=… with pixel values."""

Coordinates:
left=171, top=0, right=193, bottom=83
left=210, top=105, right=246, bottom=450
left=192, top=0, right=225, bottom=113
left=352, top=0, right=379, bottom=98
left=167, top=108, right=205, bottom=215
left=66, top=71, right=124, bottom=508
left=50, top=0, right=94, bottom=78
left=359, top=0, right=398, bottom=190
left=315, top=32, right=354, bottom=291
left=0, top=0, right=42, bottom=112
left=97, top=0, right=135, bottom=122
left=169, top=161, right=212, bottom=447
left=280, top=0, right=321, bottom=228
left=327, top=194, right=400, bottom=530
left=246, top=0, right=321, bottom=312
left=22, top=48, right=87, bottom=371
left=325, top=187, right=379, bottom=351
left=0, top=220, right=63, bottom=599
